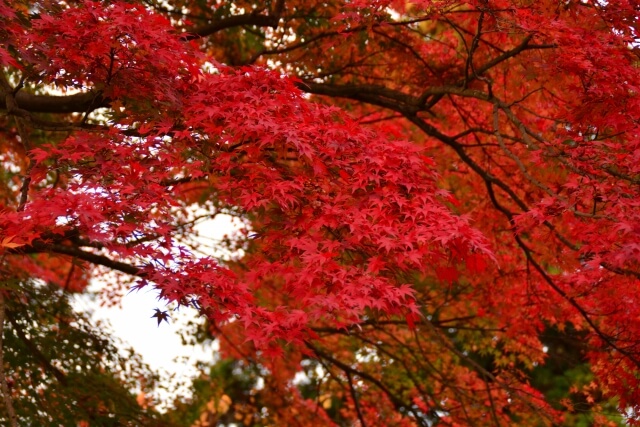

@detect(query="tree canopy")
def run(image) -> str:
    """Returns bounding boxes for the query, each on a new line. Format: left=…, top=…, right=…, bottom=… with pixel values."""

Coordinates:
left=1, top=0, right=639, bottom=425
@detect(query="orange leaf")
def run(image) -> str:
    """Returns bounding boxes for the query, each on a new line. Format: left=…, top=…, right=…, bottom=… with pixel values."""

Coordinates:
left=1, top=236, right=24, bottom=249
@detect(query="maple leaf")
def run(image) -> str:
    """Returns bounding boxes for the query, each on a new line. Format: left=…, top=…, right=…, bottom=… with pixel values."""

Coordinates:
left=29, top=147, right=51, bottom=164
left=151, top=309, right=170, bottom=326
left=0, top=235, right=24, bottom=249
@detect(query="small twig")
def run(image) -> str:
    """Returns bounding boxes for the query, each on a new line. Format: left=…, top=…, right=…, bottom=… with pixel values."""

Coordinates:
left=16, top=119, right=34, bottom=213
left=493, top=105, right=556, bottom=198
left=63, top=262, right=76, bottom=291
left=346, top=371, right=368, bottom=427
left=494, top=104, right=612, bottom=221
left=464, top=10, right=484, bottom=88
left=0, top=291, right=19, bottom=427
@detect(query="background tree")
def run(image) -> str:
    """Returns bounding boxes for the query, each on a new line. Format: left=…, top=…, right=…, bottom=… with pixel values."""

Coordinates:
left=1, top=0, right=639, bottom=426
left=0, top=279, right=170, bottom=426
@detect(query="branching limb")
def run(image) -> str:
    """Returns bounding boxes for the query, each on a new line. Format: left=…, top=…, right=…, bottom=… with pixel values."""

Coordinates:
left=308, top=342, right=430, bottom=426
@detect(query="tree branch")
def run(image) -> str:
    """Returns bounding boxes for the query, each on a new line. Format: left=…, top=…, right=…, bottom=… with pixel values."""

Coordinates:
left=18, top=242, right=143, bottom=277
left=0, top=90, right=108, bottom=114
left=307, top=342, right=429, bottom=426
left=346, top=371, right=368, bottom=427
left=300, top=76, right=637, bottom=369
left=187, top=13, right=280, bottom=40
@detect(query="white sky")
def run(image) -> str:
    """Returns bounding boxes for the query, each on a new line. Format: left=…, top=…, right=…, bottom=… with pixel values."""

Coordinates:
left=72, top=214, right=241, bottom=409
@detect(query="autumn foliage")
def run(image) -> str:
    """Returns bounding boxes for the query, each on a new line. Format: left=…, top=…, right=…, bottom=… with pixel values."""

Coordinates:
left=1, top=0, right=639, bottom=425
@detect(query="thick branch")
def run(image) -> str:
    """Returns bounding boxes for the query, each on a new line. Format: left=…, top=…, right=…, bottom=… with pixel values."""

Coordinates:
left=0, top=90, right=108, bottom=114
left=187, top=13, right=279, bottom=40
left=18, top=242, right=143, bottom=277
left=300, top=82, right=419, bottom=114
